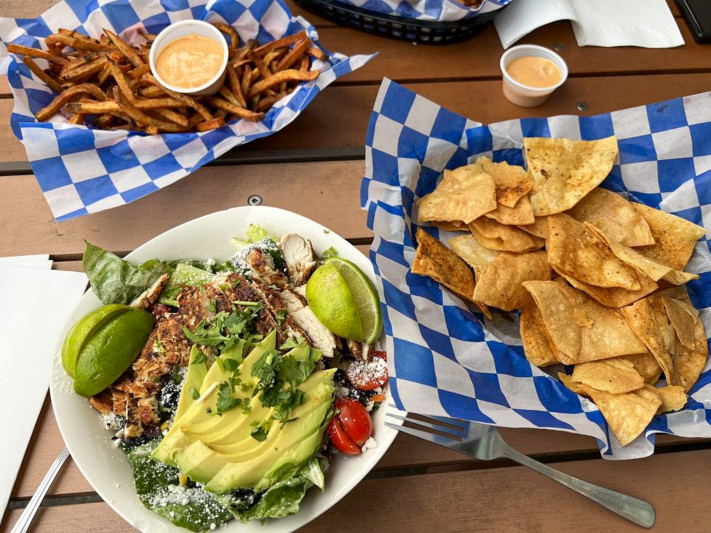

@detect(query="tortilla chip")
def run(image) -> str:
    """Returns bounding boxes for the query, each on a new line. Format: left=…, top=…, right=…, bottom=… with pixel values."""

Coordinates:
left=473, top=251, right=551, bottom=311
left=557, top=268, right=657, bottom=308
left=433, top=220, right=468, bottom=232
left=521, top=305, right=559, bottom=367
left=547, top=214, right=641, bottom=290
left=621, top=295, right=676, bottom=385
left=418, top=164, right=497, bottom=224
left=449, top=234, right=500, bottom=278
left=568, top=188, right=654, bottom=247
left=477, top=157, right=533, bottom=208
left=524, top=136, right=618, bottom=216
left=633, top=203, right=706, bottom=271
left=662, top=296, right=698, bottom=350
left=470, top=217, right=545, bottom=253
left=517, top=216, right=549, bottom=239
left=619, top=353, right=662, bottom=385
left=558, top=372, right=587, bottom=395
left=522, top=281, right=647, bottom=364
left=411, top=228, right=476, bottom=303
left=583, top=384, right=660, bottom=446
left=671, top=317, right=708, bottom=393
left=571, top=359, right=644, bottom=394
left=586, top=224, right=698, bottom=286
left=485, top=194, right=535, bottom=226
left=656, top=385, right=687, bottom=414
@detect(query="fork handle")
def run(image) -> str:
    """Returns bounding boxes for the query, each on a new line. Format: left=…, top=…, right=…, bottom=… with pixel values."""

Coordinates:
left=501, top=446, right=655, bottom=528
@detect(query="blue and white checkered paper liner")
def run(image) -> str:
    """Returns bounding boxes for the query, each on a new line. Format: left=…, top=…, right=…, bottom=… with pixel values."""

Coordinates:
left=0, top=0, right=373, bottom=221
left=362, top=78, right=711, bottom=459
left=333, top=0, right=510, bottom=22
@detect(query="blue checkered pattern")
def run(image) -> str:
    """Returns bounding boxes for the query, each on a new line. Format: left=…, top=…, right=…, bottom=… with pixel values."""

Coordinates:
left=363, top=78, right=711, bottom=459
left=333, top=0, right=510, bottom=22
left=0, top=0, right=373, bottom=221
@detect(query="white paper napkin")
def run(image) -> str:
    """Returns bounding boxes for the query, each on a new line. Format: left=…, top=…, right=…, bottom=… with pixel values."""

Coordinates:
left=0, top=261, right=87, bottom=518
left=495, top=0, right=684, bottom=49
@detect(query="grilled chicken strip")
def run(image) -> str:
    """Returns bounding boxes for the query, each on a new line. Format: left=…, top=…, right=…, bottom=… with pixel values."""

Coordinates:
left=279, top=234, right=318, bottom=286
left=279, top=289, right=336, bottom=357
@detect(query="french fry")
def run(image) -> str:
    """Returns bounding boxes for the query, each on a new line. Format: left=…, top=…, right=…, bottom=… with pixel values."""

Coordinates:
left=253, top=31, right=307, bottom=56
left=241, top=64, right=252, bottom=100
left=46, top=33, right=110, bottom=52
left=276, top=37, right=310, bottom=71
left=139, top=85, right=165, bottom=98
left=307, top=46, right=328, bottom=61
left=36, top=83, right=106, bottom=120
left=104, top=29, right=145, bottom=68
left=249, top=51, right=272, bottom=79
left=144, top=74, right=213, bottom=121
left=247, top=69, right=319, bottom=98
left=209, top=97, right=264, bottom=122
left=113, top=87, right=186, bottom=132
left=299, top=55, right=309, bottom=72
left=226, top=63, right=247, bottom=108
left=107, top=58, right=135, bottom=101
left=218, top=86, right=240, bottom=106
left=68, top=100, right=120, bottom=114
left=59, top=55, right=107, bottom=82
left=7, top=43, right=69, bottom=65
left=128, top=64, right=151, bottom=79
left=256, top=93, right=283, bottom=112
left=69, top=113, right=86, bottom=124
left=213, top=22, right=239, bottom=49
left=23, top=56, right=63, bottom=93
left=133, top=97, right=187, bottom=109
left=152, top=108, right=190, bottom=128
left=196, top=117, right=225, bottom=131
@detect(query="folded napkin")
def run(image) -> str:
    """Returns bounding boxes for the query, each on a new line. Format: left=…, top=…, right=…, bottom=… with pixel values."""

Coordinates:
left=495, top=0, right=684, bottom=49
left=0, top=260, right=86, bottom=518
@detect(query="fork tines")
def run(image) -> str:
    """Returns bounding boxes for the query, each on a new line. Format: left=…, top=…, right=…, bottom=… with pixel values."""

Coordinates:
left=385, top=407, right=467, bottom=443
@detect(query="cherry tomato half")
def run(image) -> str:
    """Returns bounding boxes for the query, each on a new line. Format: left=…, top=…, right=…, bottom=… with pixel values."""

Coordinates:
left=328, top=397, right=373, bottom=455
left=346, top=354, right=388, bottom=391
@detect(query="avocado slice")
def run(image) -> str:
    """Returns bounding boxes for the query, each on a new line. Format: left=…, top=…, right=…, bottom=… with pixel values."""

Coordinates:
left=175, top=370, right=334, bottom=485
left=203, top=371, right=335, bottom=493
left=152, top=333, right=274, bottom=466
left=174, top=345, right=209, bottom=422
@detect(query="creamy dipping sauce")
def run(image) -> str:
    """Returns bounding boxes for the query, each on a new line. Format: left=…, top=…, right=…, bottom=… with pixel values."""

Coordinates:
left=156, top=33, right=224, bottom=89
left=506, top=56, right=562, bottom=88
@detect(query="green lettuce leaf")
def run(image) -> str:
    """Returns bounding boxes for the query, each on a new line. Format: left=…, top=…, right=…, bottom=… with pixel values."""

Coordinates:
left=222, top=457, right=327, bottom=522
left=126, top=441, right=233, bottom=532
left=158, top=263, right=215, bottom=306
left=245, top=224, right=272, bottom=244
left=82, top=241, right=172, bottom=305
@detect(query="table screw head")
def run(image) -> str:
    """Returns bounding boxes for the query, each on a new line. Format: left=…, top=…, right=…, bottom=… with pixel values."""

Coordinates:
left=577, top=101, right=589, bottom=112
left=248, top=195, right=262, bottom=206
left=553, top=43, right=564, bottom=51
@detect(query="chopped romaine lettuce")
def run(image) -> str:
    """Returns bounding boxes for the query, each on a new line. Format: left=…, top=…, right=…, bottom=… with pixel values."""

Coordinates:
left=320, top=247, right=339, bottom=261
left=126, top=441, right=233, bottom=532
left=245, top=224, right=272, bottom=244
left=82, top=241, right=171, bottom=305
left=159, top=264, right=215, bottom=306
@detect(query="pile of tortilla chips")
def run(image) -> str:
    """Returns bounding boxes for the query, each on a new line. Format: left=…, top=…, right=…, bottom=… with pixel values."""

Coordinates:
left=411, top=135, right=709, bottom=446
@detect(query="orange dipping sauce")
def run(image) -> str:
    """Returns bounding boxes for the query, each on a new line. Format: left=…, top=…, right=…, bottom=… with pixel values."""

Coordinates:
left=506, top=56, right=562, bottom=88
left=156, top=33, right=224, bottom=89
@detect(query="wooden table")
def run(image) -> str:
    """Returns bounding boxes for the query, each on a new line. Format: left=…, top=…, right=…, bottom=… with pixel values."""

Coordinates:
left=2, top=1, right=710, bottom=531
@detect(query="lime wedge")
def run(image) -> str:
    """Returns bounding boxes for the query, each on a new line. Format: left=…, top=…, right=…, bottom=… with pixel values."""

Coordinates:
left=73, top=308, right=155, bottom=397
left=306, top=258, right=383, bottom=343
left=61, top=304, right=130, bottom=377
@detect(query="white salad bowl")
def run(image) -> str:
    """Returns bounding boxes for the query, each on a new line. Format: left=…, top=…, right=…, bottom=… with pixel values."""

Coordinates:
left=50, top=205, right=401, bottom=533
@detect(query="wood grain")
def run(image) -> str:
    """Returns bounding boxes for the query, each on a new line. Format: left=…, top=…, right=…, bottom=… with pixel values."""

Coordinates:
left=4, top=72, right=711, bottom=166
left=6, top=448, right=711, bottom=532
left=0, top=160, right=370, bottom=257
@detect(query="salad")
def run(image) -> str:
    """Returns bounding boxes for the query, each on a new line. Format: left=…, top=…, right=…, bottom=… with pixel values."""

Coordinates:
left=60, top=225, right=387, bottom=531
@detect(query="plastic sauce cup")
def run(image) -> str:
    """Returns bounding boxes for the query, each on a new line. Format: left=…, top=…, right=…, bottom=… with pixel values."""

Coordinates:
left=500, top=45, right=568, bottom=108
left=149, top=20, right=228, bottom=96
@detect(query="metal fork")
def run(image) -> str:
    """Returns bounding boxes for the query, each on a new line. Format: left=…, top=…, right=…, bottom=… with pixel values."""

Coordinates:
left=385, top=409, right=655, bottom=529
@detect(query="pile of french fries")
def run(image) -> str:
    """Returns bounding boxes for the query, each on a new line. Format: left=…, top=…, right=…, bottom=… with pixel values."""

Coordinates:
left=7, top=26, right=325, bottom=133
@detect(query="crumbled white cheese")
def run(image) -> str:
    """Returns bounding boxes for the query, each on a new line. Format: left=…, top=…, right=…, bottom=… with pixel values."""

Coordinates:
left=361, top=437, right=378, bottom=453
left=334, top=386, right=350, bottom=398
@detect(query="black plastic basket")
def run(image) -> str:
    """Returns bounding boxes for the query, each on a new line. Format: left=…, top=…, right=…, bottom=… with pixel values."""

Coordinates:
left=294, top=0, right=505, bottom=44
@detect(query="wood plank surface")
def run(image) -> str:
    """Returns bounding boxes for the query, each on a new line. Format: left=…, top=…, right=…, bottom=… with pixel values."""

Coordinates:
left=4, top=72, right=711, bottom=167
left=0, top=160, right=370, bottom=257
left=6, top=448, right=711, bottom=533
